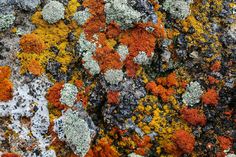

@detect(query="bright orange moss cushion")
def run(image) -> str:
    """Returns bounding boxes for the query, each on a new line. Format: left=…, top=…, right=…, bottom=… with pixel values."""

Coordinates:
left=172, top=130, right=195, bottom=154
left=20, top=33, right=45, bottom=54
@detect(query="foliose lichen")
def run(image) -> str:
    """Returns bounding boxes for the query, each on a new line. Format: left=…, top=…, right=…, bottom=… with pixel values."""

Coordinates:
left=104, top=69, right=124, bottom=85
left=0, top=13, right=15, bottom=32
left=42, top=1, right=65, bottom=24
left=162, top=0, right=191, bottom=19
left=54, top=109, right=92, bottom=157
left=116, top=44, right=129, bottom=61
left=73, top=8, right=91, bottom=26
left=182, top=81, right=203, bottom=106
left=59, top=83, right=78, bottom=107
left=133, top=51, right=151, bottom=65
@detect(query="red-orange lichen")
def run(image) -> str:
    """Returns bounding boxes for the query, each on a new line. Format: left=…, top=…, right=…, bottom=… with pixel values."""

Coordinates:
left=46, top=82, right=67, bottom=110
left=163, top=141, right=183, bottom=157
left=172, top=130, right=195, bottom=154
left=201, top=88, right=219, bottom=106
left=166, top=72, right=178, bottom=87
left=85, top=137, right=120, bottom=157
left=180, top=107, right=207, bottom=126
left=1, top=153, right=21, bottom=157
left=0, top=79, right=13, bottom=102
left=107, top=91, right=120, bottom=104
left=0, top=66, right=11, bottom=81
left=19, top=33, right=45, bottom=54
left=106, top=22, right=121, bottom=39
left=208, top=76, right=219, bottom=84
left=217, top=136, right=232, bottom=150
left=133, top=135, right=152, bottom=156
left=27, top=59, right=44, bottom=76
left=210, top=60, right=221, bottom=72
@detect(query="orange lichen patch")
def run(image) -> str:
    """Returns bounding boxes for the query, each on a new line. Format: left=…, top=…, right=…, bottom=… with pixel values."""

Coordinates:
left=163, top=141, right=183, bottom=157
left=208, top=76, right=219, bottom=84
left=1, top=153, right=21, bottom=157
left=201, top=88, right=219, bottom=106
left=180, top=107, right=207, bottom=126
left=217, top=136, right=232, bottom=150
left=166, top=72, right=178, bottom=87
left=95, top=46, right=122, bottom=72
left=82, top=0, right=105, bottom=38
left=76, top=92, right=88, bottom=108
left=211, top=60, right=221, bottom=72
left=145, top=81, right=175, bottom=102
left=27, top=59, right=44, bottom=76
left=19, top=33, right=45, bottom=54
left=120, top=24, right=156, bottom=57
left=74, top=80, right=84, bottom=89
left=84, top=16, right=106, bottom=39
left=125, top=57, right=140, bottom=77
left=106, top=22, right=121, bottom=39
left=0, top=66, right=11, bottom=80
left=133, top=135, right=152, bottom=156
left=47, top=82, right=67, bottom=110
left=107, top=91, right=120, bottom=104
left=85, top=137, right=120, bottom=157
left=172, top=130, right=195, bottom=154
left=0, top=79, right=13, bottom=102
left=83, top=0, right=104, bottom=16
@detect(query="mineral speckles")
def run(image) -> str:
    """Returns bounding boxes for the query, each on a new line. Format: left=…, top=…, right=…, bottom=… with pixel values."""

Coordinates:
left=182, top=81, right=203, bottom=106
left=60, top=83, right=78, bottom=107
left=42, top=1, right=65, bottom=24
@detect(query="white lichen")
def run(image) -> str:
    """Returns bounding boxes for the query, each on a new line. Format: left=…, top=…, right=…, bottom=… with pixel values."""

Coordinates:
left=104, top=69, right=124, bottom=85
left=42, top=1, right=65, bottom=24
left=133, top=51, right=150, bottom=65
left=104, top=0, right=142, bottom=29
left=0, top=13, right=15, bottom=31
left=116, top=44, right=129, bottom=61
left=128, top=153, right=144, bottom=157
left=162, top=0, right=191, bottom=19
left=60, top=83, right=78, bottom=107
left=73, top=8, right=91, bottom=26
left=182, top=81, right=203, bottom=106
left=54, top=109, right=92, bottom=157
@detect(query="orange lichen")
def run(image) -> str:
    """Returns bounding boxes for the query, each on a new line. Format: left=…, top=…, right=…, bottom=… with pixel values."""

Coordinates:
left=201, top=88, right=219, bottom=106
left=211, top=60, right=221, bottom=72
left=107, top=91, right=120, bottom=104
left=208, top=76, right=219, bottom=84
left=0, top=79, right=13, bottom=102
left=27, top=59, right=44, bottom=76
left=19, top=33, right=45, bottom=54
left=163, top=141, right=183, bottom=157
left=85, top=137, right=120, bottom=157
left=0, top=66, right=11, bottom=80
left=106, top=22, right=121, bottom=39
left=180, top=107, right=207, bottom=126
left=133, top=135, right=152, bottom=156
left=217, top=136, right=232, bottom=150
left=95, top=45, right=122, bottom=72
left=1, top=153, right=21, bottom=157
left=166, top=72, right=179, bottom=87
left=47, top=82, right=67, bottom=110
left=172, top=130, right=195, bottom=154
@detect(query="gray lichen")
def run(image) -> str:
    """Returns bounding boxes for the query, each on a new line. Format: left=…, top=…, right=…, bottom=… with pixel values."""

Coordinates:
left=60, top=83, right=78, bottom=107
left=42, top=1, right=65, bottom=24
left=104, top=0, right=142, bottom=29
left=104, top=69, right=124, bottom=85
left=182, top=81, right=203, bottom=106
left=0, top=13, right=15, bottom=32
left=54, top=109, right=92, bottom=157
left=73, top=8, right=91, bottom=26
left=162, top=0, right=191, bottom=19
